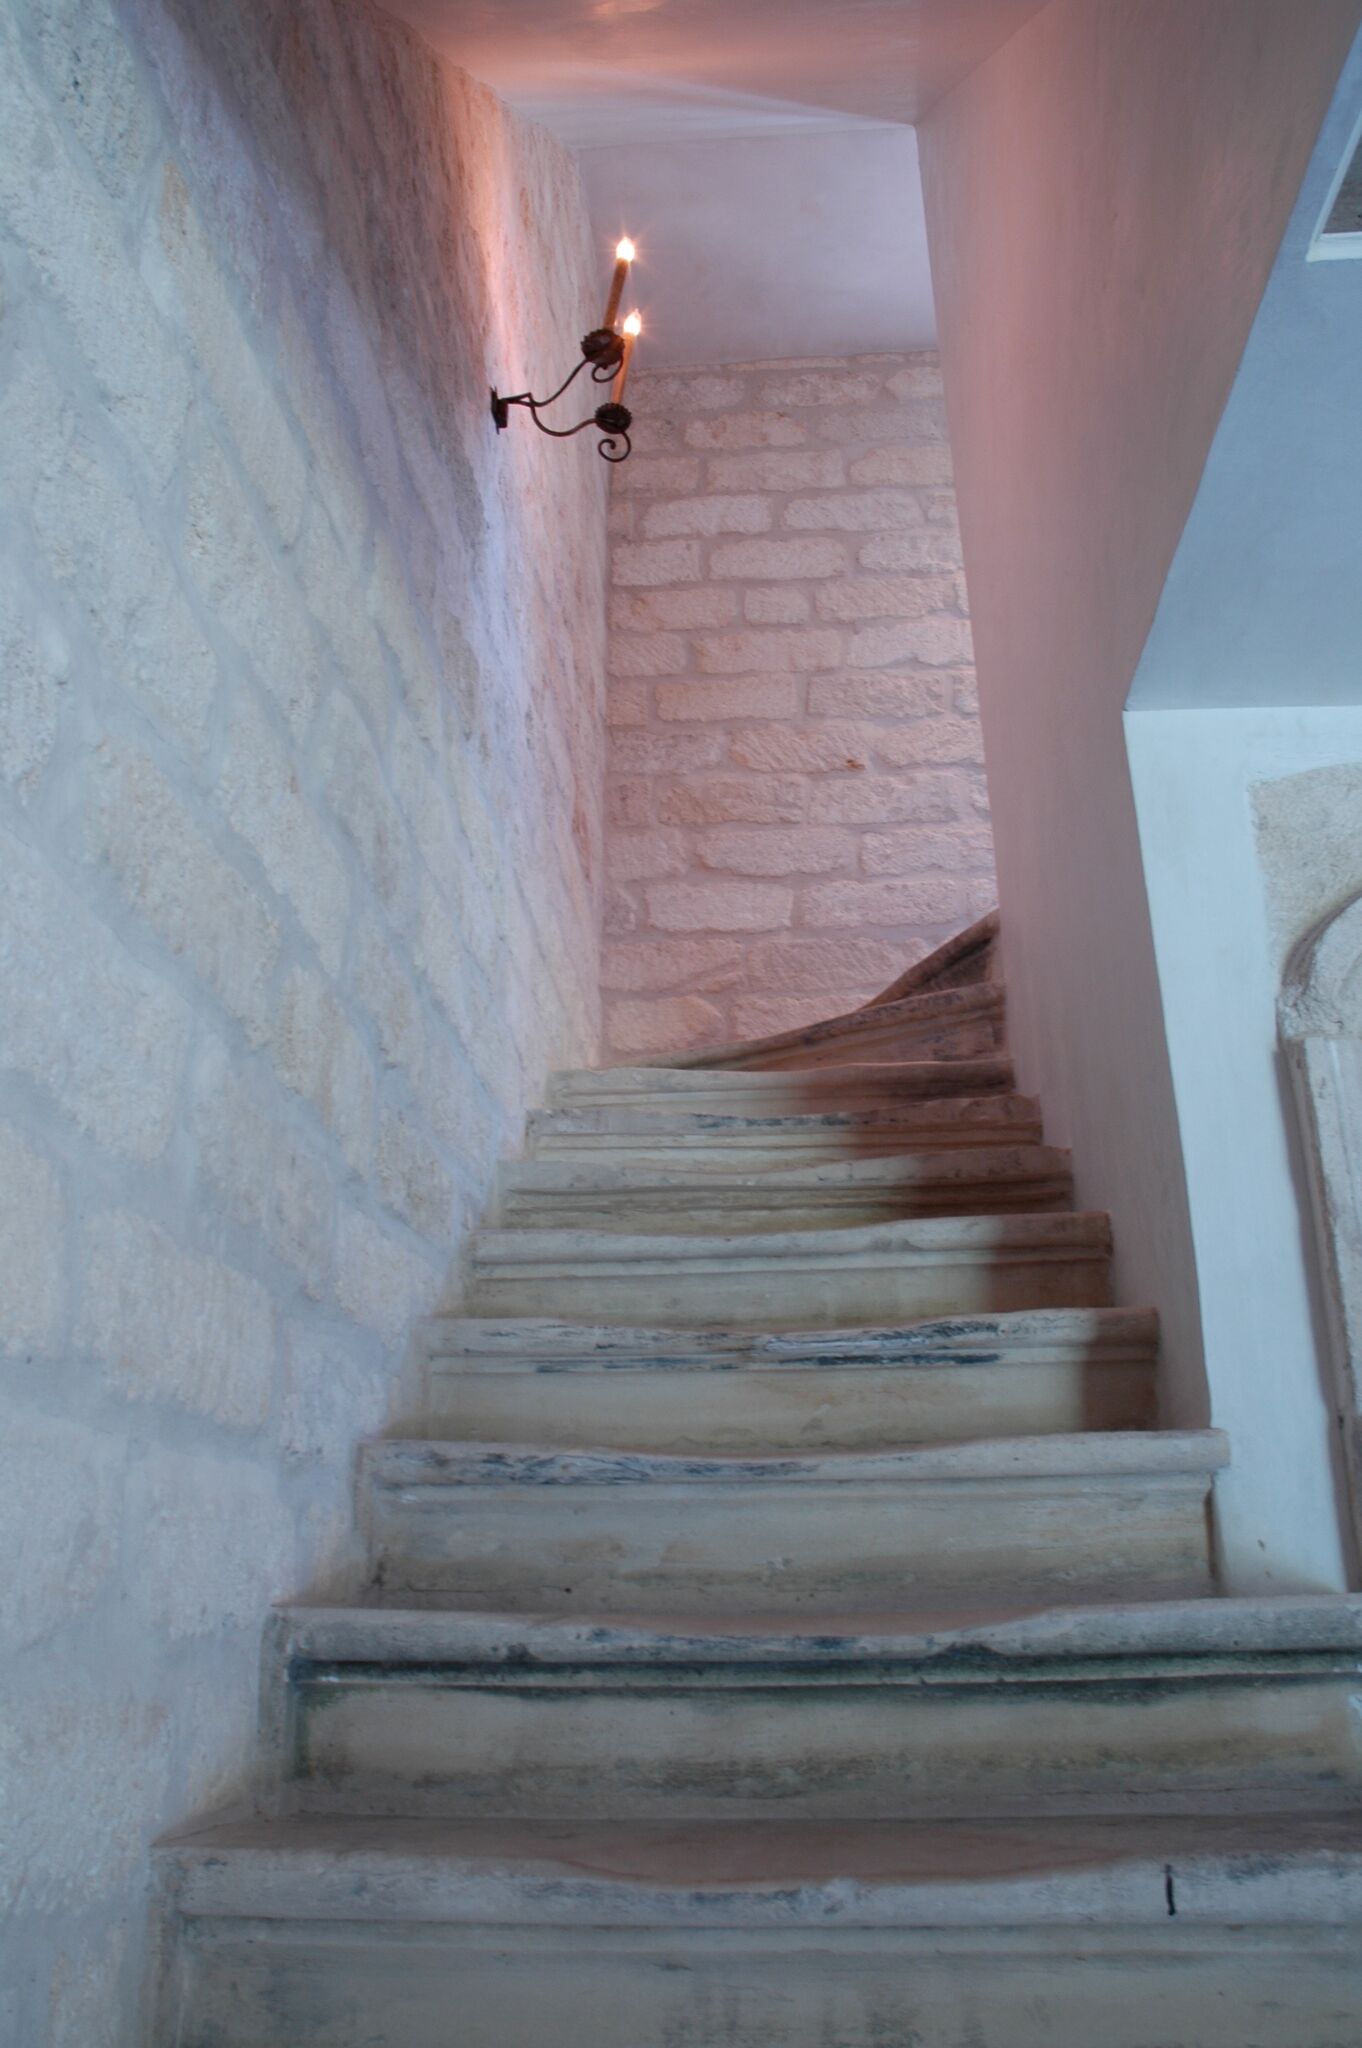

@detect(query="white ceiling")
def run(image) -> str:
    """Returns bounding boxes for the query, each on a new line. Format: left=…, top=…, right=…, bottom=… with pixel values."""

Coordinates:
left=378, top=0, right=1046, bottom=364
left=577, top=125, right=934, bottom=365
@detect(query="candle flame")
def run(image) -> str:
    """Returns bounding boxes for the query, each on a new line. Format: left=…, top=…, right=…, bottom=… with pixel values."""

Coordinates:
left=616, top=238, right=636, bottom=263
left=623, top=310, right=643, bottom=337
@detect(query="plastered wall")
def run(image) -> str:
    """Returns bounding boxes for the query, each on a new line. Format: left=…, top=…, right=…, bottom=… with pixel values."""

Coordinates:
left=603, top=353, right=994, bottom=1056
left=1124, top=27, right=1362, bottom=1591
left=0, top=0, right=607, bottom=2033
left=917, top=0, right=1360, bottom=1534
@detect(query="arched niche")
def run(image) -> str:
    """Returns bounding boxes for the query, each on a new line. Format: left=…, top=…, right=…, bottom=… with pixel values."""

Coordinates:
left=1280, top=889, right=1362, bottom=1570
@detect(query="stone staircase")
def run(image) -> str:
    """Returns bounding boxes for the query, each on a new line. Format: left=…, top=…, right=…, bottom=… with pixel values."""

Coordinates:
left=150, top=921, right=1362, bottom=2045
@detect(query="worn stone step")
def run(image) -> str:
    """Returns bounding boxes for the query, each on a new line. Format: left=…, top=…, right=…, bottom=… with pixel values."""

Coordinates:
left=526, top=1093, right=1043, bottom=1163
left=495, top=1145, right=1074, bottom=1234
left=154, top=1813, right=1362, bottom=2048
left=629, top=981, right=1007, bottom=1072
left=421, top=1307, right=1159, bottom=1449
left=269, top=1596, right=1362, bottom=1824
left=862, top=907, right=1001, bottom=1008
left=548, top=1057, right=1015, bottom=1117
left=465, top=1212, right=1114, bottom=1326
left=362, top=1431, right=1226, bottom=1617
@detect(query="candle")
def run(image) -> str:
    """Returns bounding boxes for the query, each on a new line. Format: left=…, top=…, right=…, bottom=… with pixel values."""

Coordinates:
left=612, top=311, right=642, bottom=405
left=603, top=238, right=635, bottom=331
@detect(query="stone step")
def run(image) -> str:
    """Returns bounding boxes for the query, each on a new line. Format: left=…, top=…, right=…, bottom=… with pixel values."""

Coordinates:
left=465, top=1212, right=1114, bottom=1326
left=270, top=1597, right=1362, bottom=1824
left=862, top=907, right=1001, bottom=1008
left=495, top=1145, right=1075, bottom=1234
left=526, top=1092, right=1043, bottom=1163
left=548, top=1056, right=1015, bottom=1117
left=362, top=1431, right=1226, bottom=1616
left=421, top=1307, right=1159, bottom=1449
left=628, top=981, right=1006, bottom=1073
left=154, top=1813, right=1362, bottom=2048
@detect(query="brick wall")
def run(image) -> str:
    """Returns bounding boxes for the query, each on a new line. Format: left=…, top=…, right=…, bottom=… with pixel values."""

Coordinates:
left=0, top=0, right=607, bottom=2033
left=604, top=354, right=996, bottom=1055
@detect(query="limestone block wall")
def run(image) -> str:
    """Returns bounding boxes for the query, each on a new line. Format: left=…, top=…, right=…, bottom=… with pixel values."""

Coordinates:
left=0, top=0, right=607, bottom=2035
left=603, top=353, right=995, bottom=1056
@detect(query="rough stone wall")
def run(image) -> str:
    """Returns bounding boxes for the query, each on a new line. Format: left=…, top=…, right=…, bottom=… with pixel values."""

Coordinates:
left=0, top=0, right=607, bottom=2035
left=603, top=353, right=995, bottom=1055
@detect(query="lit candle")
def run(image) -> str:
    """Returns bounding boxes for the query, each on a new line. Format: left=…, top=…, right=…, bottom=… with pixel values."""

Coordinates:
left=603, top=238, right=635, bottom=331
left=612, top=311, right=642, bottom=405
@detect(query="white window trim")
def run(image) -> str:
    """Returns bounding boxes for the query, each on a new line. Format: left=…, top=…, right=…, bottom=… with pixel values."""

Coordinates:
left=1308, top=97, right=1362, bottom=261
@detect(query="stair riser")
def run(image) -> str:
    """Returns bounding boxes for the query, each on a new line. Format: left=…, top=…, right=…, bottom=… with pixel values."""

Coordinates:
left=286, top=1673, right=1362, bottom=1821
left=367, top=1476, right=1214, bottom=1616
left=467, top=1249, right=1112, bottom=1327
left=426, top=1359, right=1156, bottom=1448
left=164, top=1922, right=1362, bottom=2048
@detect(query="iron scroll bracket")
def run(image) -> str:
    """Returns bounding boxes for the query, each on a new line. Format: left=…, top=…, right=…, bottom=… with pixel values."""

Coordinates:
left=491, top=329, right=633, bottom=463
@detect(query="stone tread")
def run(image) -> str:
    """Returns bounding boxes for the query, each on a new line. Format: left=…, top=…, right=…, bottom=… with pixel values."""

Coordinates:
left=422, top=1306, right=1159, bottom=1451
left=364, top=1429, right=1229, bottom=1490
left=497, top=1145, right=1075, bottom=1223
left=527, top=1094, right=1042, bottom=1152
left=859, top=908, right=1000, bottom=1011
left=422, top=1305, right=1160, bottom=1372
left=157, top=1812, right=1362, bottom=1927
left=466, top=1213, right=1118, bottom=1325
left=549, top=1057, right=1016, bottom=1109
left=466, top=1204, right=1114, bottom=1318
left=275, top=1593, right=1362, bottom=1671
left=472, top=1211, right=1114, bottom=1269
left=272, top=1595, right=1362, bottom=1827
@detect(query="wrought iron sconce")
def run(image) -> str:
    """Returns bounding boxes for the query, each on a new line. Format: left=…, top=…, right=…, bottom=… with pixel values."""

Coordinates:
left=491, top=240, right=642, bottom=464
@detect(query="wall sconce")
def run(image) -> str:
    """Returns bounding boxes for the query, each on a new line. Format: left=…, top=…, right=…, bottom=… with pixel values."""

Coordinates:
left=491, top=239, right=643, bottom=464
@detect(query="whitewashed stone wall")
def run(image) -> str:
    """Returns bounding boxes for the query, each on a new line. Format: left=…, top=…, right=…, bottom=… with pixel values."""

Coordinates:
left=604, top=354, right=995, bottom=1055
left=0, top=0, right=607, bottom=2036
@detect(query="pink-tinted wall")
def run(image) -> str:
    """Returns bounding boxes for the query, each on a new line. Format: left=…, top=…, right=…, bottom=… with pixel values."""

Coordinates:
left=917, top=0, right=1359, bottom=1513
left=602, top=353, right=995, bottom=1057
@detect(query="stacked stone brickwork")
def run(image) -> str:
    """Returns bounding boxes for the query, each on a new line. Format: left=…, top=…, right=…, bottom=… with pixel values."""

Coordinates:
left=604, top=354, right=997, bottom=1056
left=0, top=0, right=607, bottom=2035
